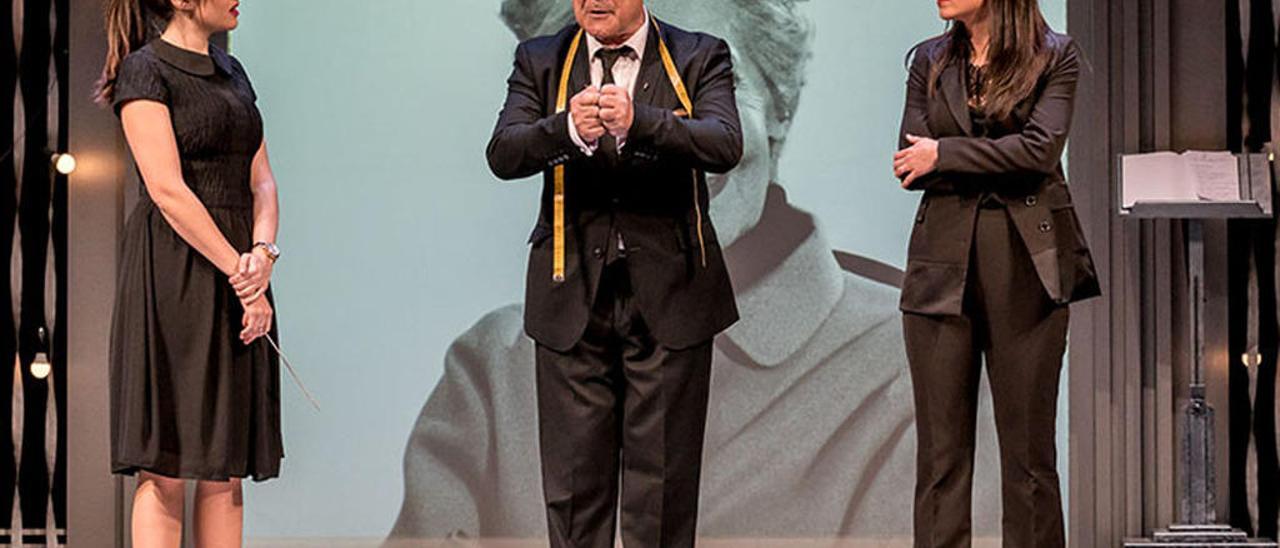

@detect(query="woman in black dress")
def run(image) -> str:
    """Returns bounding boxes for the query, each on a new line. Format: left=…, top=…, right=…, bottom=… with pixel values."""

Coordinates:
left=893, top=0, right=1099, bottom=546
left=95, top=0, right=283, bottom=545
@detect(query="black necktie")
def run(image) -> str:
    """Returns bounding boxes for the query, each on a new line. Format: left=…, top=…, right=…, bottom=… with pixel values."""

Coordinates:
left=596, top=46, right=632, bottom=166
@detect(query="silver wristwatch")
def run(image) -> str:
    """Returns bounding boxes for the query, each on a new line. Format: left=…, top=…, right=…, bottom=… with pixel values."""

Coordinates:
left=254, top=241, right=281, bottom=263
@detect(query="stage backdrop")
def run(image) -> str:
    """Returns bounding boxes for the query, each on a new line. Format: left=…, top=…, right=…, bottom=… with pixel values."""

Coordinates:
left=231, top=0, right=1066, bottom=541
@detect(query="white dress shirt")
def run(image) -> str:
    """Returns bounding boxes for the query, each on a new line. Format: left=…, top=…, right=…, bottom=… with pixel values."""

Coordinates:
left=567, top=12, right=650, bottom=156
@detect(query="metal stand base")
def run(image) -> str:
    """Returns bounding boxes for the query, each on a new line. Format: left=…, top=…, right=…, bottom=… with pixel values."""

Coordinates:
left=1125, top=525, right=1277, bottom=547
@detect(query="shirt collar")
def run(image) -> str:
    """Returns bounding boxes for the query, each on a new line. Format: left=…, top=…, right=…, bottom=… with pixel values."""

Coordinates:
left=150, top=38, right=232, bottom=77
left=585, top=9, right=650, bottom=62
left=719, top=185, right=847, bottom=367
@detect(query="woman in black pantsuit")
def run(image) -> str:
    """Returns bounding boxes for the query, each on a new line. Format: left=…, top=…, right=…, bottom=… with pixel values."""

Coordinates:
left=893, top=0, right=1101, bottom=546
left=95, top=0, right=284, bottom=546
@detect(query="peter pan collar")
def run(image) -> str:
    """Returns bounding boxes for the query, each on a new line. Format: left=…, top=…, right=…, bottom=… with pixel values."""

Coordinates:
left=150, top=38, right=232, bottom=77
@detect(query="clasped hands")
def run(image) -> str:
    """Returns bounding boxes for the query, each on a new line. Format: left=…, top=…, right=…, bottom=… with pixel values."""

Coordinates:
left=570, top=84, right=634, bottom=147
left=230, top=248, right=274, bottom=345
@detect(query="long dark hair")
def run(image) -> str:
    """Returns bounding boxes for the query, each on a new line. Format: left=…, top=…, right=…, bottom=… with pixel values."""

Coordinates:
left=929, top=0, right=1051, bottom=120
left=94, top=0, right=186, bottom=105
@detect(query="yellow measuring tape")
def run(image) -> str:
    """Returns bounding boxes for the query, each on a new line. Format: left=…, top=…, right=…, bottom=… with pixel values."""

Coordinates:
left=551, top=30, right=583, bottom=282
left=550, top=18, right=707, bottom=282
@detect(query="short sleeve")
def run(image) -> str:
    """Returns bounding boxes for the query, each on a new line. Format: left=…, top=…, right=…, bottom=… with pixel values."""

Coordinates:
left=112, top=53, right=170, bottom=114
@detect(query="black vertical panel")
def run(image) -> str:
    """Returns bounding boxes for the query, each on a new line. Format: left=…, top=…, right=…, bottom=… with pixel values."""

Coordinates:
left=1254, top=5, right=1280, bottom=534
left=16, top=0, right=51, bottom=540
left=1228, top=225, right=1254, bottom=534
left=1249, top=0, right=1280, bottom=535
left=1225, top=0, right=1256, bottom=518
left=1228, top=0, right=1280, bottom=539
left=0, top=0, right=20, bottom=543
left=1252, top=230, right=1280, bottom=539
left=1227, top=0, right=1248, bottom=533
left=1246, top=0, right=1280, bottom=539
left=52, top=0, right=68, bottom=541
left=1226, top=0, right=1252, bottom=535
left=1245, top=0, right=1275, bottom=149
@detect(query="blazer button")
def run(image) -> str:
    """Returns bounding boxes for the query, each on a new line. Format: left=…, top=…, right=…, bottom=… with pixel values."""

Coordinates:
left=592, top=247, right=604, bottom=259
left=1039, top=220, right=1052, bottom=233
left=1025, top=195, right=1039, bottom=207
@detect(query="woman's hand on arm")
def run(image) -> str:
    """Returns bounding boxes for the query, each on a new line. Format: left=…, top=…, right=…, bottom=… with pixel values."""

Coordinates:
left=895, top=134, right=940, bottom=189
left=895, top=43, right=945, bottom=191
left=231, top=250, right=273, bottom=303
left=240, top=296, right=273, bottom=345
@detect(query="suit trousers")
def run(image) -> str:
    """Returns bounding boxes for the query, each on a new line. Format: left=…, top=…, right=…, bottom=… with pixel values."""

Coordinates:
left=903, top=205, right=1070, bottom=548
left=535, top=260, right=714, bottom=548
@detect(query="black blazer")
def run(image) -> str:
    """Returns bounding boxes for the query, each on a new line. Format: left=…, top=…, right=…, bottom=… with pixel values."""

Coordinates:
left=897, top=31, right=1101, bottom=316
left=487, top=19, right=743, bottom=352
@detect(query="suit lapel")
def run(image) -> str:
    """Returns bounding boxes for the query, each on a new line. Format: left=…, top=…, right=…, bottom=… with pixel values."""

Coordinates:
left=939, top=59, right=974, bottom=136
left=633, top=20, right=666, bottom=108
left=565, top=31, right=592, bottom=100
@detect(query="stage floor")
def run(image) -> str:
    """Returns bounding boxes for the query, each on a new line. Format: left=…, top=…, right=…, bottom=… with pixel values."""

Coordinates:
left=248, top=538, right=1005, bottom=548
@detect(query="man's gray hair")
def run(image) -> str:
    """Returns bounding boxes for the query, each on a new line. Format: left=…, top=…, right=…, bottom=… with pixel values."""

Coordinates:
left=499, top=0, right=812, bottom=134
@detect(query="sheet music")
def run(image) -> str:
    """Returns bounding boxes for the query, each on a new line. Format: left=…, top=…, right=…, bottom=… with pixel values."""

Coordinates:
left=1122, top=151, right=1196, bottom=207
left=1184, top=151, right=1241, bottom=201
left=1122, top=150, right=1245, bottom=207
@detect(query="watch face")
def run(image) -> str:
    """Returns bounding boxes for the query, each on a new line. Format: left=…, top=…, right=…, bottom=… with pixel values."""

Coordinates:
left=258, top=242, right=280, bottom=259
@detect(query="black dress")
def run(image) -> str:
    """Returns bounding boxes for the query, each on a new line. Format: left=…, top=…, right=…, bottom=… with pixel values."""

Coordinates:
left=109, top=39, right=283, bottom=482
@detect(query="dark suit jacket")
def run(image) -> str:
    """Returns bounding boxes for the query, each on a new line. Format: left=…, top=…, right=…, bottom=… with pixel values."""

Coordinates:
left=897, top=31, right=1101, bottom=316
left=486, top=20, right=743, bottom=351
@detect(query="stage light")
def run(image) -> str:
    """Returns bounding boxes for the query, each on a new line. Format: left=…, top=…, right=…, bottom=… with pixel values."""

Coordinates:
left=1241, top=352, right=1261, bottom=368
left=51, top=152, right=77, bottom=175
left=30, top=352, right=50, bottom=380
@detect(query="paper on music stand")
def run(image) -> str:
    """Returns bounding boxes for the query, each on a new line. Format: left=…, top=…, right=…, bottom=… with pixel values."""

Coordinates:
left=1122, top=150, right=1241, bottom=207
left=1184, top=151, right=1241, bottom=202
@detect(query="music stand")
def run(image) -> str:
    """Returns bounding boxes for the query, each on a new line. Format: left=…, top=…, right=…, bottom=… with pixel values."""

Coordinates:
left=1121, top=148, right=1276, bottom=547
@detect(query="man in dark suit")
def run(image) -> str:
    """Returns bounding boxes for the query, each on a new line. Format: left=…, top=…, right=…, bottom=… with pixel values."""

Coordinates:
left=388, top=1, right=1006, bottom=545
left=483, top=1, right=742, bottom=546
